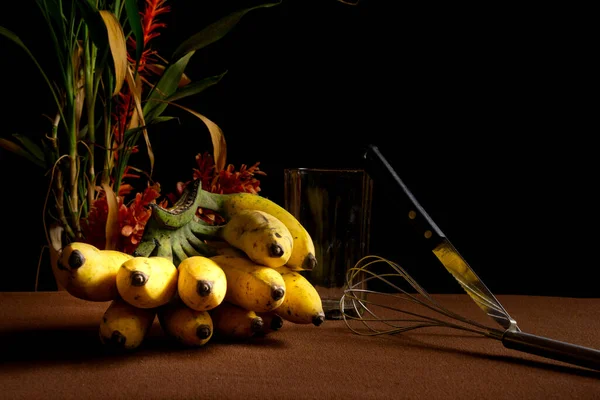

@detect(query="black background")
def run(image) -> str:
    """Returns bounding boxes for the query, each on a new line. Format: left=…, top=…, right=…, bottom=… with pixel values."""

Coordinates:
left=0, top=0, right=597, bottom=296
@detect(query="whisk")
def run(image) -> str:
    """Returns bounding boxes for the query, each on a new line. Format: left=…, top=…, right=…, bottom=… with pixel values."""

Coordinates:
left=340, top=255, right=600, bottom=371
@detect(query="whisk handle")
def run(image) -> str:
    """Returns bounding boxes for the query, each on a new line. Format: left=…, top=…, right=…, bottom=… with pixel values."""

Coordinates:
left=502, top=330, right=600, bottom=371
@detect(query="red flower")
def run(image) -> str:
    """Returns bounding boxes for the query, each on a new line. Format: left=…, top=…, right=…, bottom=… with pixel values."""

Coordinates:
left=192, top=152, right=265, bottom=194
left=165, top=152, right=266, bottom=225
left=82, top=183, right=163, bottom=253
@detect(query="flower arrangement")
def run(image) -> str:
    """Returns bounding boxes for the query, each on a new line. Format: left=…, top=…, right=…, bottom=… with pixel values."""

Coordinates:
left=0, top=0, right=276, bottom=282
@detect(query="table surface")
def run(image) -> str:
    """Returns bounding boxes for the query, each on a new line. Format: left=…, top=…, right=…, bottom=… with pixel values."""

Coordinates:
left=0, top=291, right=599, bottom=400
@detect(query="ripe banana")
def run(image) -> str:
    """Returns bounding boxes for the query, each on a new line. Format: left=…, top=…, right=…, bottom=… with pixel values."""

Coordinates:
left=158, top=300, right=213, bottom=347
left=177, top=256, right=227, bottom=311
left=209, top=301, right=264, bottom=340
left=276, top=266, right=325, bottom=326
left=199, top=190, right=317, bottom=271
left=116, top=256, right=179, bottom=308
left=99, top=298, right=156, bottom=351
left=205, top=240, right=247, bottom=258
left=256, top=311, right=284, bottom=335
left=56, top=242, right=132, bottom=302
left=217, top=209, right=293, bottom=268
left=210, top=254, right=286, bottom=313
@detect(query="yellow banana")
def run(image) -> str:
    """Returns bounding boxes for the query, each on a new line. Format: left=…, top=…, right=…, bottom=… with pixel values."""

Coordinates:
left=158, top=300, right=213, bottom=347
left=210, top=254, right=286, bottom=313
left=177, top=256, right=227, bottom=311
left=209, top=301, right=264, bottom=340
left=200, top=190, right=317, bottom=271
left=256, top=311, right=284, bottom=335
left=56, top=242, right=132, bottom=302
left=98, top=298, right=156, bottom=351
left=276, top=266, right=325, bottom=326
left=206, top=240, right=247, bottom=258
left=219, top=209, right=293, bottom=268
left=116, top=256, right=179, bottom=308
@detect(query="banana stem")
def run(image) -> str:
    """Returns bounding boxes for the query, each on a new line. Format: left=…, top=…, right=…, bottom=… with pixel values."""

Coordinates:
left=198, top=190, right=226, bottom=213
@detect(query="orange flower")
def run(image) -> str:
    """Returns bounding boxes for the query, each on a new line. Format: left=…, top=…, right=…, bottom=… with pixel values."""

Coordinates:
left=82, top=183, right=163, bottom=253
left=192, top=152, right=265, bottom=194
left=196, top=152, right=265, bottom=219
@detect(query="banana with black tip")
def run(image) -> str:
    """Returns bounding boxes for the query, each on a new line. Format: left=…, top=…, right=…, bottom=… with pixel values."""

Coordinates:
left=210, top=254, right=286, bottom=313
left=56, top=242, right=132, bottom=302
left=199, top=189, right=317, bottom=271
left=177, top=256, right=227, bottom=311
left=276, top=266, right=325, bottom=326
left=99, top=298, right=156, bottom=351
left=116, top=256, right=179, bottom=308
left=218, top=209, right=293, bottom=268
left=256, top=311, right=284, bottom=335
left=209, top=301, right=264, bottom=340
left=158, top=299, right=213, bottom=347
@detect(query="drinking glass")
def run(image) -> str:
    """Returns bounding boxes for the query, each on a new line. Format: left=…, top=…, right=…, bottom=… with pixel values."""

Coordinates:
left=284, top=168, right=373, bottom=319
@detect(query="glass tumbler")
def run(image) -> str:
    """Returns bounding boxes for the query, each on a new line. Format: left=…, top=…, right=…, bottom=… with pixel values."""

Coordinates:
left=284, top=168, right=373, bottom=319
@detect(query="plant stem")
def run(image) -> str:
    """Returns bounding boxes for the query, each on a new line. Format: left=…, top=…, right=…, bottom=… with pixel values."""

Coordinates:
left=84, top=26, right=97, bottom=210
left=65, top=36, right=81, bottom=239
left=49, top=113, right=76, bottom=241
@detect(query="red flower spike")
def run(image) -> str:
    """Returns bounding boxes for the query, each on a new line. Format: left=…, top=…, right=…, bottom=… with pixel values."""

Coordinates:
left=81, top=183, right=162, bottom=253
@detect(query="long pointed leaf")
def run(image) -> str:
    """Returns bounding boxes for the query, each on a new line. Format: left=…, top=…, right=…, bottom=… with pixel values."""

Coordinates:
left=125, top=66, right=154, bottom=175
left=171, top=1, right=282, bottom=62
left=165, top=71, right=227, bottom=103
left=0, top=138, right=46, bottom=168
left=145, top=64, right=192, bottom=87
left=102, top=183, right=120, bottom=251
left=142, top=52, right=194, bottom=122
left=124, top=0, right=144, bottom=72
left=99, top=10, right=128, bottom=96
left=76, top=0, right=108, bottom=50
left=11, top=134, right=46, bottom=162
left=167, top=103, right=227, bottom=172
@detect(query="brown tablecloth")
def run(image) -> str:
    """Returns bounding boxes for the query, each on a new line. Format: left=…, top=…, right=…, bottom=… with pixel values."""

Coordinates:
left=0, top=291, right=599, bottom=399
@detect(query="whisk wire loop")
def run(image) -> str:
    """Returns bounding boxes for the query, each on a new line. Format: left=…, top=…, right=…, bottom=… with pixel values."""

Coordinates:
left=340, top=255, right=502, bottom=338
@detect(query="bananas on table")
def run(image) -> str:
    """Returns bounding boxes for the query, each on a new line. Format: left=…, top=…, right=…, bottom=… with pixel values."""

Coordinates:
left=55, top=180, right=325, bottom=352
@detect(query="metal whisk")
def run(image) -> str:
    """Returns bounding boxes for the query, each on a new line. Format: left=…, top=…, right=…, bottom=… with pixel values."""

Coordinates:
left=340, top=255, right=600, bottom=371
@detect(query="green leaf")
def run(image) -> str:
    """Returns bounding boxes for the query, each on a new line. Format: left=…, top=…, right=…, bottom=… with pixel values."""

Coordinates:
left=77, top=0, right=113, bottom=92
left=0, top=138, right=46, bottom=168
left=165, top=71, right=228, bottom=103
left=142, top=52, right=194, bottom=123
left=11, top=134, right=46, bottom=162
left=76, top=0, right=109, bottom=50
left=171, top=1, right=282, bottom=62
left=151, top=116, right=178, bottom=124
left=124, top=0, right=144, bottom=73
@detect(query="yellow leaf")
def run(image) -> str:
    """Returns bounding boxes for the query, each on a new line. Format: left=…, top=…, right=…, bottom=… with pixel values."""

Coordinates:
left=168, top=103, right=227, bottom=171
left=125, top=66, right=154, bottom=175
left=102, top=183, right=120, bottom=251
left=125, top=66, right=142, bottom=131
left=99, top=10, right=128, bottom=97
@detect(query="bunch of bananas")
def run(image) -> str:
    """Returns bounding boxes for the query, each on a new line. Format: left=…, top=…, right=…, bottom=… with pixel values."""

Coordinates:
left=53, top=183, right=325, bottom=351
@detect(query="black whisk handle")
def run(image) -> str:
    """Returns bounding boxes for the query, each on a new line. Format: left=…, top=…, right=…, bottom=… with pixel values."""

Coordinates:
left=502, top=330, right=600, bottom=371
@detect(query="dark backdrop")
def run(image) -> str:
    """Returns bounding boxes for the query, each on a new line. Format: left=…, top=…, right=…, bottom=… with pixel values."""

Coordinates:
left=0, top=0, right=596, bottom=297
